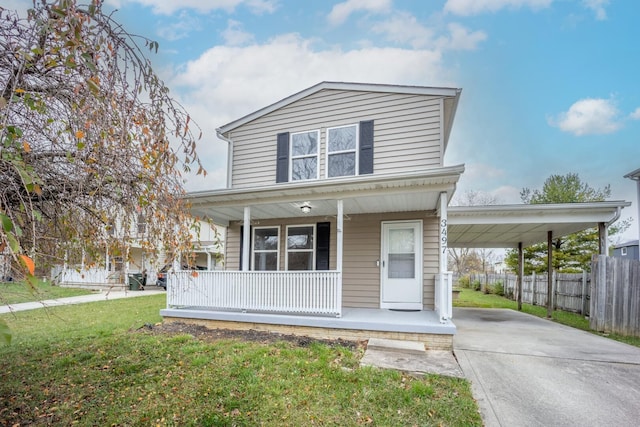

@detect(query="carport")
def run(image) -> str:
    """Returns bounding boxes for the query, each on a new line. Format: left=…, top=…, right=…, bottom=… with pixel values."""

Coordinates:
left=446, top=201, right=631, bottom=315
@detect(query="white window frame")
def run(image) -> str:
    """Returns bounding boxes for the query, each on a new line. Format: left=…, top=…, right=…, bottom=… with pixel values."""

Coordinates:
left=285, top=224, right=316, bottom=271
left=325, top=123, right=359, bottom=178
left=290, top=130, right=320, bottom=181
left=621, top=247, right=628, bottom=256
left=251, top=226, right=280, bottom=271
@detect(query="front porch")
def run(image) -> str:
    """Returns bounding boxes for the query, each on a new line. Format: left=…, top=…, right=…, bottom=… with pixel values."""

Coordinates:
left=160, top=306, right=456, bottom=350
left=160, top=269, right=455, bottom=350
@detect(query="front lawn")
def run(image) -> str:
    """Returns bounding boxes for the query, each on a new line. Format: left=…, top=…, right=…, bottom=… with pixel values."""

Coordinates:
left=0, top=278, right=95, bottom=306
left=0, top=294, right=482, bottom=426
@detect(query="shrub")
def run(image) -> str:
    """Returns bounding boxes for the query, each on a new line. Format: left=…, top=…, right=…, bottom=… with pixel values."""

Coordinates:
left=492, top=281, right=504, bottom=297
left=471, top=280, right=482, bottom=292
left=457, top=275, right=471, bottom=289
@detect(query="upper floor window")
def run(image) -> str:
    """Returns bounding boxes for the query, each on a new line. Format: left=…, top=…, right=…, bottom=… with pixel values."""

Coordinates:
left=327, top=124, right=358, bottom=178
left=290, top=130, right=319, bottom=181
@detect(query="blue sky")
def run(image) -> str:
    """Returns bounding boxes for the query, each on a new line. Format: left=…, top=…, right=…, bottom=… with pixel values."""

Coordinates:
left=9, top=0, right=640, bottom=243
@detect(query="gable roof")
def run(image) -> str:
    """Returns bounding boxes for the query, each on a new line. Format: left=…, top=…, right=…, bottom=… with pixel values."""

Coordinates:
left=624, top=168, right=640, bottom=180
left=216, top=81, right=462, bottom=135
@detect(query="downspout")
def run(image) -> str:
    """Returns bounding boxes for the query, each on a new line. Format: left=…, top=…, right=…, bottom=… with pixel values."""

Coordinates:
left=216, top=129, right=233, bottom=189
left=600, top=206, right=622, bottom=256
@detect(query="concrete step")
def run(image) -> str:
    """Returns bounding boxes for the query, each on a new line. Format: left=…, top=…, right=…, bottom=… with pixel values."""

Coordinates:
left=367, top=338, right=426, bottom=355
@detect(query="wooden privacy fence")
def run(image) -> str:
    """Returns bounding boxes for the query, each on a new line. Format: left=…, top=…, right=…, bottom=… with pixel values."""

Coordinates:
left=457, top=271, right=591, bottom=315
left=590, top=255, right=640, bottom=337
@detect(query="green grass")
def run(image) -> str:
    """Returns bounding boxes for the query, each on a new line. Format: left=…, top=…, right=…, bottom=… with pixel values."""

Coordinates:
left=0, top=279, right=95, bottom=305
left=0, top=294, right=482, bottom=426
left=454, top=288, right=640, bottom=347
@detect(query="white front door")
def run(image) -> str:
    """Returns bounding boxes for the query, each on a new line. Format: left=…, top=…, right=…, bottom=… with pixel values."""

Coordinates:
left=380, top=220, right=423, bottom=310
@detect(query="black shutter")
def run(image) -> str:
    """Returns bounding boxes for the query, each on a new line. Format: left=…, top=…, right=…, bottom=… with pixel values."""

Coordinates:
left=276, top=132, right=290, bottom=183
left=359, top=120, right=374, bottom=175
left=316, top=222, right=331, bottom=270
left=239, top=226, right=252, bottom=271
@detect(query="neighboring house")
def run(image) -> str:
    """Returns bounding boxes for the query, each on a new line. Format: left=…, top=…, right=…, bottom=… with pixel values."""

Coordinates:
left=53, top=219, right=222, bottom=290
left=612, top=240, right=639, bottom=260
left=160, top=81, right=630, bottom=350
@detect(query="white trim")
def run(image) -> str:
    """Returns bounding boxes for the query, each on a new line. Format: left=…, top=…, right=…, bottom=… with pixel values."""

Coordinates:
left=439, top=98, right=444, bottom=167
left=325, top=123, right=359, bottom=179
left=285, top=224, right=316, bottom=271
left=251, top=226, right=280, bottom=271
left=380, top=220, right=423, bottom=310
left=289, top=129, right=320, bottom=182
left=621, top=247, right=628, bottom=256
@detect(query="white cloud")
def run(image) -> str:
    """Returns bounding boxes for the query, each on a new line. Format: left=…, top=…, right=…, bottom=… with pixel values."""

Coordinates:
left=156, top=11, right=202, bottom=41
left=106, top=0, right=277, bottom=15
left=165, top=34, right=451, bottom=190
left=444, top=0, right=553, bottom=16
left=327, top=0, right=392, bottom=26
left=370, top=11, right=435, bottom=49
left=222, top=20, right=255, bottom=46
left=549, top=98, right=622, bottom=136
left=437, top=23, right=488, bottom=50
left=630, top=107, right=640, bottom=120
left=582, top=0, right=609, bottom=20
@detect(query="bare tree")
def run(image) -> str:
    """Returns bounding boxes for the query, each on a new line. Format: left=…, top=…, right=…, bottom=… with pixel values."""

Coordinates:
left=448, top=190, right=501, bottom=275
left=0, top=1, right=205, bottom=282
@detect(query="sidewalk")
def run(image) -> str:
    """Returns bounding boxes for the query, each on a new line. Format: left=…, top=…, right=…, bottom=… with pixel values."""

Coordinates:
left=0, top=288, right=165, bottom=314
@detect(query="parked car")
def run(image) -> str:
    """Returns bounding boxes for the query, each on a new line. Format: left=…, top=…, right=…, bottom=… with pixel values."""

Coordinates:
left=156, top=264, right=207, bottom=289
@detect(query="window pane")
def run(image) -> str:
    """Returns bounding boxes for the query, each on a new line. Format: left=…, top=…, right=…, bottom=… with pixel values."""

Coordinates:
left=389, top=228, right=415, bottom=253
left=254, top=252, right=278, bottom=271
left=288, top=252, right=313, bottom=270
left=328, top=153, right=356, bottom=177
left=254, top=228, right=278, bottom=250
left=292, top=132, right=318, bottom=156
left=292, top=157, right=317, bottom=180
left=329, top=126, right=356, bottom=152
left=388, top=254, right=415, bottom=278
left=288, top=226, right=313, bottom=249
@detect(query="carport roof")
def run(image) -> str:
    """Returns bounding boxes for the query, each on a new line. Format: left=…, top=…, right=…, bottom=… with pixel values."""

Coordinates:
left=447, top=201, right=631, bottom=248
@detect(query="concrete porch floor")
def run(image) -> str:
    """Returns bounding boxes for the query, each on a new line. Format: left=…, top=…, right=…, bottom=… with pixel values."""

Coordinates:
left=160, top=307, right=456, bottom=350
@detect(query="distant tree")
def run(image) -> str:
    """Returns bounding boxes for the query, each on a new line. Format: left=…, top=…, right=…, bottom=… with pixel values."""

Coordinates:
left=0, top=1, right=204, bottom=305
left=505, top=173, right=629, bottom=274
left=448, top=190, right=501, bottom=275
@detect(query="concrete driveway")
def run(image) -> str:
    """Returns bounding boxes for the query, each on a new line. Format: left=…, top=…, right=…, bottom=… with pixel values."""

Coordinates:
left=453, top=308, right=640, bottom=427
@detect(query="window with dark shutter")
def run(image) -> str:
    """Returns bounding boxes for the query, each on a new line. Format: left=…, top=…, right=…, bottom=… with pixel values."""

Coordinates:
left=359, top=120, right=374, bottom=175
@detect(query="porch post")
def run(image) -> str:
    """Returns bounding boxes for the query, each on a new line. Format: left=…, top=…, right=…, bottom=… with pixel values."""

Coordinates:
left=336, top=200, right=343, bottom=272
left=207, top=251, right=212, bottom=270
left=598, top=222, right=607, bottom=255
left=336, top=200, right=344, bottom=317
left=242, top=206, right=251, bottom=271
left=438, top=192, right=451, bottom=321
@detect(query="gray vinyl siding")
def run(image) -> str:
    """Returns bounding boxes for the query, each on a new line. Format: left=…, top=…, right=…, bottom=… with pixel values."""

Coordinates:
left=228, top=90, right=444, bottom=189
left=224, top=212, right=439, bottom=309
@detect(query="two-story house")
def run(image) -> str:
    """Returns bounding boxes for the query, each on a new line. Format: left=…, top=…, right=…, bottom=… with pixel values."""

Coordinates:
left=160, top=81, right=630, bottom=350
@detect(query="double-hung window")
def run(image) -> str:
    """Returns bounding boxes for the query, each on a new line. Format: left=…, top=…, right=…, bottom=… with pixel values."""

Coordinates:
left=252, top=227, right=279, bottom=270
left=286, top=225, right=315, bottom=270
left=290, top=130, right=319, bottom=181
left=327, top=124, right=358, bottom=178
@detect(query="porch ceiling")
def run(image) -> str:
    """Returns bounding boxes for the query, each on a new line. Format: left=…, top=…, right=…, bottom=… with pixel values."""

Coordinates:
left=447, top=201, right=631, bottom=248
left=188, top=166, right=464, bottom=226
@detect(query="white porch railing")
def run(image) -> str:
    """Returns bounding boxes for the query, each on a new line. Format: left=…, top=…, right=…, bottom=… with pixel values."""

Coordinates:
left=51, top=266, right=121, bottom=287
left=435, top=271, right=453, bottom=322
left=167, top=270, right=343, bottom=317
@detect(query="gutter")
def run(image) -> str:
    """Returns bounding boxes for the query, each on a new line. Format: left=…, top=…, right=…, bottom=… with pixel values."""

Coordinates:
left=216, top=129, right=233, bottom=189
left=606, top=206, right=622, bottom=227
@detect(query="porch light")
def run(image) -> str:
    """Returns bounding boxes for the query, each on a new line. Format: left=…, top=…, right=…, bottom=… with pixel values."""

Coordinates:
left=301, top=202, right=312, bottom=214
